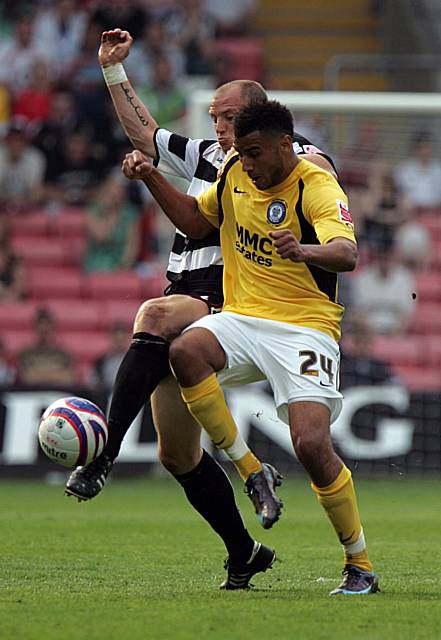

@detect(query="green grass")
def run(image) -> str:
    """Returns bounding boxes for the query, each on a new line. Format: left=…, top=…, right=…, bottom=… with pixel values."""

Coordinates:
left=1, top=475, right=440, bottom=640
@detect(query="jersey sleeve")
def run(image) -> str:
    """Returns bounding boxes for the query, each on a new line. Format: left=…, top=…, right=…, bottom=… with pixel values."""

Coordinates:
left=196, top=182, right=221, bottom=228
left=153, top=128, right=204, bottom=181
left=304, top=175, right=357, bottom=245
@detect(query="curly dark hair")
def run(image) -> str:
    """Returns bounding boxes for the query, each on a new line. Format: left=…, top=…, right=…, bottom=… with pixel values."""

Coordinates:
left=234, top=100, right=294, bottom=140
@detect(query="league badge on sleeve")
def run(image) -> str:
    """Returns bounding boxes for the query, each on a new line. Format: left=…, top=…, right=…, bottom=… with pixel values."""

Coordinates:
left=267, top=200, right=287, bottom=225
left=336, top=199, right=353, bottom=225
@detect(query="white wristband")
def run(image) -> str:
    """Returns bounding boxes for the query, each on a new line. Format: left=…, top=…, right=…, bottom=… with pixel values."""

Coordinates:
left=101, top=63, right=128, bottom=86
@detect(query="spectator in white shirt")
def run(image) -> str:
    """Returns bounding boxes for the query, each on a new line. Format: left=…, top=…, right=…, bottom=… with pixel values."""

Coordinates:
left=395, top=132, right=441, bottom=210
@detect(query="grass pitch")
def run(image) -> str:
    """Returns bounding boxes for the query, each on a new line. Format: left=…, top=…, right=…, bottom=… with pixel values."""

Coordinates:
left=1, top=474, right=440, bottom=640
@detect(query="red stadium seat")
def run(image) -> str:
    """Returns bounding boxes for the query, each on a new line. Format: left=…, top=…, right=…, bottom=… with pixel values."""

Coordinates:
left=52, top=207, right=87, bottom=239
left=44, top=300, right=101, bottom=331
left=11, top=236, right=67, bottom=267
left=1, top=329, right=35, bottom=356
left=0, top=301, right=39, bottom=330
left=58, top=330, right=110, bottom=363
left=370, top=334, right=424, bottom=366
left=410, top=302, right=441, bottom=334
left=9, top=210, right=50, bottom=238
left=140, top=273, right=168, bottom=300
left=419, top=212, right=441, bottom=240
left=29, top=267, right=84, bottom=299
left=102, top=300, right=141, bottom=329
left=392, top=364, right=441, bottom=392
left=216, top=38, right=264, bottom=81
left=424, top=336, right=441, bottom=366
left=84, top=271, right=143, bottom=300
left=415, top=271, right=441, bottom=302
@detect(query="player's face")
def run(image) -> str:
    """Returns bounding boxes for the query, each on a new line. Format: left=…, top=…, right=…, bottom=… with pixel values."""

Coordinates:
left=209, top=87, right=247, bottom=152
left=235, top=131, right=292, bottom=190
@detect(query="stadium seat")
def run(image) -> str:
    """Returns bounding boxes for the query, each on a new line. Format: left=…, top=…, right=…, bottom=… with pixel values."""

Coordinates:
left=58, top=330, right=110, bottom=363
left=415, top=271, right=441, bottom=302
left=409, top=302, right=441, bottom=334
left=11, top=236, right=67, bottom=267
left=102, top=300, right=142, bottom=329
left=44, top=300, right=101, bottom=331
left=1, top=329, right=35, bottom=356
left=0, top=301, right=39, bottom=330
left=9, top=210, right=50, bottom=238
left=140, top=273, right=168, bottom=300
left=392, top=364, right=441, bottom=392
left=370, top=334, right=424, bottom=366
left=216, top=38, right=264, bottom=81
left=29, top=267, right=84, bottom=299
left=424, top=336, right=441, bottom=366
left=84, top=271, right=143, bottom=300
left=419, top=211, right=441, bottom=240
left=52, top=207, right=87, bottom=239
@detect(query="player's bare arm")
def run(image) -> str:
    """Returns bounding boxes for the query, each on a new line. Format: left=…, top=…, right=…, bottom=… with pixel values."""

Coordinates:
left=122, top=150, right=214, bottom=239
left=269, top=230, right=357, bottom=272
left=302, top=153, right=337, bottom=179
left=99, top=29, right=159, bottom=158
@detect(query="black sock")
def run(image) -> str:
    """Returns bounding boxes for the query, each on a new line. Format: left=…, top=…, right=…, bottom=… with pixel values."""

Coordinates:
left=174, top=450, right=255, bottom=564
left=105, top=332, right=170, bottom=460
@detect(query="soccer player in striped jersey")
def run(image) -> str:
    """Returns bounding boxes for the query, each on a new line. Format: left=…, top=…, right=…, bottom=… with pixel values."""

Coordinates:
left=66, top=28, right=336, bottom=589
left=121, top=100, right=379, bottom=596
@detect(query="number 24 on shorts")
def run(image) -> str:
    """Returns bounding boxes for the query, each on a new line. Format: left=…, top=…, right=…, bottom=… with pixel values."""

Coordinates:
left=299, top=350, right=336, bottom=387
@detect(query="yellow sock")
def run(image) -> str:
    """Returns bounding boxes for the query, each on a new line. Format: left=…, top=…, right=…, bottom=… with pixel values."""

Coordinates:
left=312, top=465, right=373, bottom=573
left=180, top=373, right=262, bottom=480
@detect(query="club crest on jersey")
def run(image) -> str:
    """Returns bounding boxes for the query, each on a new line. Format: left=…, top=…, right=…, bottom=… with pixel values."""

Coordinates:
left=336, top=199, right=353, bottom=224
left=267, top=200, right=287, bottom=225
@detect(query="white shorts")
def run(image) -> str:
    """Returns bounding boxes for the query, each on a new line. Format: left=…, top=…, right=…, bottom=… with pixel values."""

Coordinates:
left=183, top=311, right=343, bottom=425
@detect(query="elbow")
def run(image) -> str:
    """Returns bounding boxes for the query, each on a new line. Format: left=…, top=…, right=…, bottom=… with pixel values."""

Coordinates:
left=186, top=222, right=210, bottom=240
left=343, top=243, right=358, bottom=272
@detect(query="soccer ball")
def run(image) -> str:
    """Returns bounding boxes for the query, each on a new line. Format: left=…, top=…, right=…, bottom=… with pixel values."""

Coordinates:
left=38, top=397, right=108, bottom=468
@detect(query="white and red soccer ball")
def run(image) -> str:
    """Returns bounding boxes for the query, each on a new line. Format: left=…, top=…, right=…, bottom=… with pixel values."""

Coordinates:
left=38, top=397, right=108, bottom=468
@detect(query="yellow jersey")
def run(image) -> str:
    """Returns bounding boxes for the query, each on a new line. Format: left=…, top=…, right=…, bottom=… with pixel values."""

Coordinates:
left=196, top=156, right=356, bottom=342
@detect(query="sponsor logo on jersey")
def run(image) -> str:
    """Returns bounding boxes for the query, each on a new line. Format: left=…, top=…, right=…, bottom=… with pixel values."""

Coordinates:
left=336, top=199, right=353, bottom=224
left=235, top=223, right=273, bottom=267
left=267, top=200, right=287, bottom=225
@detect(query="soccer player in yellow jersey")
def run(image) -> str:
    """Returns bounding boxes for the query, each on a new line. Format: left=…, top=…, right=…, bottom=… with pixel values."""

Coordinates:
left=122, top=100, right=379, bottom=595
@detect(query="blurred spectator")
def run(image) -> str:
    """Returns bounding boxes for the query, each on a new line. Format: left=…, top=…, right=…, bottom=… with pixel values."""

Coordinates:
left=16, top=307, right=76, bottom=386
left=0, top=14, right=51, bottom=96
left=83, top=172, right=141, bottom=273
left=124, top=20, right=184, bottom=86
left=161, top=0, right=216, bottom=75
left=205, top=0, right=256, bottom=36
left=64, top=21, right=111, bottom=137
left=43, top=131, right=105, bottom=207
left=32, top=89, right=81, bottom=168
left=89, top=323, right=131, bottom=390
left=32, top=0, right=88, bottom=77
left=0, top=216, right=27, bottom=301
left=0, top=118, right=46, bottom=213
left=359, top=169, right=407, bottom=249
left=340, top=316, right=396, bottom=388
left=12, top=59, right=53, bottom=127
left=394, top=218, right=432, bottom=272
left=0, top=337, right=16, bottom=385
left=90, top=0, right=150, bottom=41
left=351, top=241, right=416, bottom=334
left=137, top=56, right=186, bottom=129
left=395, top=132, right=441, bottom=210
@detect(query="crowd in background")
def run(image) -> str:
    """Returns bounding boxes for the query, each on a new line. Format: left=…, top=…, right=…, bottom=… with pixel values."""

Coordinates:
left=0, top=0, right=439, bottom=391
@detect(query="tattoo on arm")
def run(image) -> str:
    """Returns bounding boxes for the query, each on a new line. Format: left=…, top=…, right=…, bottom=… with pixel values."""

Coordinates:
left=122, top=86, right=149, bottom=127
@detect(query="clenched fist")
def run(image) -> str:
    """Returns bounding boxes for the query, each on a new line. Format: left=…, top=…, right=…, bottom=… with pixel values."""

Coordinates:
left=99, top=29, right=133, bottom=67
left=122, top=150, right=154, bottom=180
left=269, top=229, right=307, bottom=262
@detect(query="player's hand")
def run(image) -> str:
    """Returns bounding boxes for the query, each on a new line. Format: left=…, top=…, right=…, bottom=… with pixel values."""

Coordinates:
left=269, top=229, right=307, bottom=262
left=99, top=29, right=133, bottom=66
left=122, top=150, right=154, bottom=180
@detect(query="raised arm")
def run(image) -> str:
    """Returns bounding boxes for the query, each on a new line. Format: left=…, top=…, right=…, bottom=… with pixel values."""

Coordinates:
left=122, top=150, right=215, bottom=239
left=99, top=29, right=158, bottom=158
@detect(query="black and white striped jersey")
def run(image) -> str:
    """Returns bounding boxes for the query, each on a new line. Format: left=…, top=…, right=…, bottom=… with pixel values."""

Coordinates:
left=153, top=127, right=334, bottom=304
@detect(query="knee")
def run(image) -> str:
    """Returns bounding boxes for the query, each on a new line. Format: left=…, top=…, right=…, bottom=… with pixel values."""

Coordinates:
left=291, top=426, right=330, bottom=464
left=169, top=335, right=194, bottom=376
left=157, top=446, right=200, bottom=475
left=134, top=298, right=169, bottom=336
